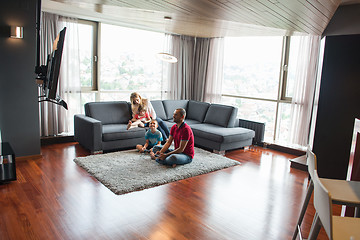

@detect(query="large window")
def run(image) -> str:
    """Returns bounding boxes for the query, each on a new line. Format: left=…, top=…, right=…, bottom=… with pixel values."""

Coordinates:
left=223, top=37, right=283, bottom=100
left=222, top=36, right=301, bottom=144
left=99, top=24, right=166, bottom=101
left=78, top=21, right=167, bottom=105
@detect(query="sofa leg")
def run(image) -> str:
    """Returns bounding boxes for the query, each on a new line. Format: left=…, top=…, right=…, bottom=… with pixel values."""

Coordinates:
left=213, top=150, right=225, bottom=155
left=91, top=150, right=103, bottom=155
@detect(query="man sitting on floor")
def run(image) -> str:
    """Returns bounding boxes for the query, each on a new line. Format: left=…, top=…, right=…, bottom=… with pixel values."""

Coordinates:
left=152, top=108, right=194, bottom=167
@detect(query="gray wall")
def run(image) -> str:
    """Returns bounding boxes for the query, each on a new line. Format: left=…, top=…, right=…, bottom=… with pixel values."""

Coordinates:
left=0, top=0, right=40, bottom=157
left=322, top=4, right=360, bottom=37
left=312, top=5, right=360, bottom=179
left=313, top=34, right=360, bottom=179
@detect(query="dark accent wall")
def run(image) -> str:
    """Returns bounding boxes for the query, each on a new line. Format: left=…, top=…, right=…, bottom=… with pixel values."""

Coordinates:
left=313, top=34, right=360, bottom=179
left=322, top=4, right=360, bottom=37
left=0, top=0, right=40, bottom=157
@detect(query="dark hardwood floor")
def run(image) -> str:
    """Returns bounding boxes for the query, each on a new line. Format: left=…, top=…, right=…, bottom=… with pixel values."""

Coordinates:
left=0, top=143, right=338, bottom=239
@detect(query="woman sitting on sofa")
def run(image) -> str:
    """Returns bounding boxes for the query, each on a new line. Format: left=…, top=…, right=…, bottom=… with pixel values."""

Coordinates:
left=128, top=92, right=170, bottom=142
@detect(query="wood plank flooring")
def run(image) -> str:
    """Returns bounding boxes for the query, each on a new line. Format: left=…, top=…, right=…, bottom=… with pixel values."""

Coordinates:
left=0, top=143, right=338, bottom=239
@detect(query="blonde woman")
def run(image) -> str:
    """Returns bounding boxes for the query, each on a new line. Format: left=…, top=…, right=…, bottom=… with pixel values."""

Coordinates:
left=128, top=92, right=170, bottom=141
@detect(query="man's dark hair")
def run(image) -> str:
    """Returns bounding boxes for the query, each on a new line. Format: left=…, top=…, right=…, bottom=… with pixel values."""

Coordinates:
left=176, top=108, right=186, bottom=118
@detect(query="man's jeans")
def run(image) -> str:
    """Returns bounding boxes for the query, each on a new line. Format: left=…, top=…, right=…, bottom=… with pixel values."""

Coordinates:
left=153, top=145, right=192, bottom=166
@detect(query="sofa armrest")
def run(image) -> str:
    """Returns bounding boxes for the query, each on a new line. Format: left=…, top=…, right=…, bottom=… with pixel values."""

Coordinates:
left=237, top=119, right=265, bottom=145
left=74, top=114, right=102, bottom=153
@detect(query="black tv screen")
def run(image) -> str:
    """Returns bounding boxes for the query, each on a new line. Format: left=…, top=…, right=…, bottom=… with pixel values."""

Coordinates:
left=44, top=27, right=66, bottom=100
left=37, top=27, right=67, bottom=109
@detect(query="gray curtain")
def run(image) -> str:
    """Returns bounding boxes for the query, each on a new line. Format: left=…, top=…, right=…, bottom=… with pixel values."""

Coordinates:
left=167, top=34, right=195, bottom=100
left=203, top=38, right=224, bottom=103
left=193, top=38, right=210, bottom=101
left=167, top=34, right=224, bottom=102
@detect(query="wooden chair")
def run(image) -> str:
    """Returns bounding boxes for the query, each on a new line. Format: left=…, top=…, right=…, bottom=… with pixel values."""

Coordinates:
left=292, top=147, right=360, bottom=240
left=308, top=170, right=360, bottom=240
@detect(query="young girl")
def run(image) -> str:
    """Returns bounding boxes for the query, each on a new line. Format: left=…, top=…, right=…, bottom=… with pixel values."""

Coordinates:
left=136, top=119, right=163, bottom=154
left=127, top=105, right=151, bottom=130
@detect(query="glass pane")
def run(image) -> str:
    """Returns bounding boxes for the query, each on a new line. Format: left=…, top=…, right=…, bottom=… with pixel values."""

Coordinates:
left=223, top=37, right=283, bottom=100
left=81, top=92, right=96, bottom=113
left=99, top=92, right=130, bottom=102
left=276, top=102, right=291, bottom=144
left=100, top=24, right=165, bottom=93
left=78, top=23, right=93, bottom=88
left=99, top=91, right=164, bottom=102
left=221, top=96, right=276, bottom=142
left=286, top=36, right=301, bottom=98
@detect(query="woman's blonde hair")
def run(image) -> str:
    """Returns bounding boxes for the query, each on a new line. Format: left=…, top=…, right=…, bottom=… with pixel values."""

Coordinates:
left=130, top=92, right=141, bottom=104
left=130, top=92, right=148, bottom=113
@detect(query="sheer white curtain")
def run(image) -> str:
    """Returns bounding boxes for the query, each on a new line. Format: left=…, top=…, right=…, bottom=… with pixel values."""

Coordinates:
left=39, top=12, right=81, bottom=136
left=57, top=17, right=81, bottom=134
left=39, top=12, right=60, bottom=136
left=289, top=35, right=321, bottom=146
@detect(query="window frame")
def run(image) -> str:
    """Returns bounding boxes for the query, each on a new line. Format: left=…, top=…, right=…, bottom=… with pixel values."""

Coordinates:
left=279, top=36, right=292, bottom=102
left=78, top=19, right=98, bottom=92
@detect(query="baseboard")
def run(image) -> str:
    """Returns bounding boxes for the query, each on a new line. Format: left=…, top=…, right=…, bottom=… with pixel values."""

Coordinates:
left=16, top=154, right=42, bottom=162
left=265, top=143, right=305, bottom=156
left=41, top=135, right=75, bottom=145
left=289, top=155, right=308, bottom=172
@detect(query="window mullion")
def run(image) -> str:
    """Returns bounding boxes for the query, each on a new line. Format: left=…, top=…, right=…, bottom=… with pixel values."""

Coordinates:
left=280, top=36, right=291, bottom=101
left=93, top=21, right=99, bottom=91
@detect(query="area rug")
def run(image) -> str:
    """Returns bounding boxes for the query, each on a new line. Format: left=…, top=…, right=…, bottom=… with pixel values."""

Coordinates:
left=74, top=147, right=240, bottom=195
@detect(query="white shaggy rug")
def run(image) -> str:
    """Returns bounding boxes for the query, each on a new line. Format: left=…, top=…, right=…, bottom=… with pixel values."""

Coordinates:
left=74, top=147, right=240, bottom=195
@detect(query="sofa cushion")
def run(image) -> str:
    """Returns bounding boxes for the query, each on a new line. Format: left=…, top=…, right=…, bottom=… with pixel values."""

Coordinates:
left=191, top=124, right=255, bottom=143
left=163, top=120, right=175, bottom=129
left=185, top=119, right=203, bottom=126
left=85, top=101, right=131, bottom=125
left=204, top=104, right=238, bottom=128
left=102, top=124, right=146, bottom=141
left=187, top=100, right=210, bottom=123
left=162, top=100, right=189, bottom=120
left=151, top=100, right=167, bottom=120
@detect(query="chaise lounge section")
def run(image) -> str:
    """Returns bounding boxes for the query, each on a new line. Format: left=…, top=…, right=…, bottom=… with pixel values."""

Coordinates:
left=151, top=100, right=264, bottom=154
left=74, top=100, right=265, bottom=154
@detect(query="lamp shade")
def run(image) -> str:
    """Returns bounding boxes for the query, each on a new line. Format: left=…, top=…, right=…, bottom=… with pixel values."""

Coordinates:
left=157, top=52, right=178, bottom=63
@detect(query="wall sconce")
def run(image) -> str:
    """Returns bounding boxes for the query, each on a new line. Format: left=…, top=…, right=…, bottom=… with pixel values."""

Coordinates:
left=0, top=26, right=23, bottom=39
left=10, top=26, right=23, bottom=39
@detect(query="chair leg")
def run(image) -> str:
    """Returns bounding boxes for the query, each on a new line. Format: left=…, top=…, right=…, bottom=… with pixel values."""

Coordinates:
left=297, top=225, right=304, bottom=240
left=292, top=180, right=314, bottom=240
left=308, top=214, right=321, bottom=240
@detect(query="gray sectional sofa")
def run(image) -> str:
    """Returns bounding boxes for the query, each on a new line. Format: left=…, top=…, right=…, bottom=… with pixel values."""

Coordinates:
left=74, top=100, right=265, bottom=154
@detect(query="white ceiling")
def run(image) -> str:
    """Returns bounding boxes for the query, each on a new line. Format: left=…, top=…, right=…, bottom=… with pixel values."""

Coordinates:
left=42, top=0, right=358, bottom=37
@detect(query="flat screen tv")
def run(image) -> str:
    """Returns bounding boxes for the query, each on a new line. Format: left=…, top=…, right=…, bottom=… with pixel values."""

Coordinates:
left=36, top=27, right=67, bottom=109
